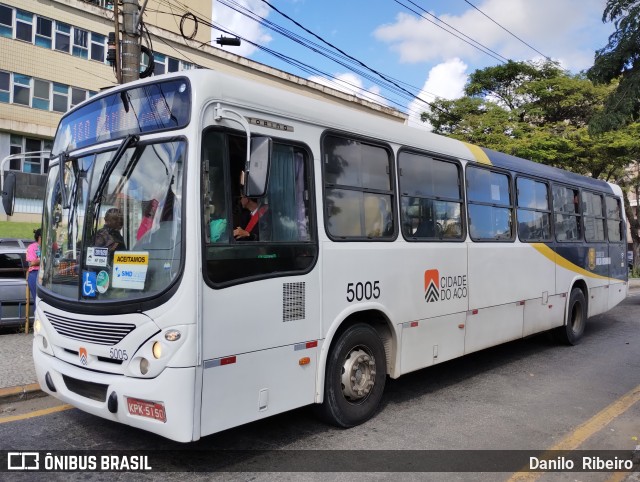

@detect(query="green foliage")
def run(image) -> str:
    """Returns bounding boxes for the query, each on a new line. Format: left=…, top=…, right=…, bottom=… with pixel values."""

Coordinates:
left=0, top=221, right=41, bottom=239
left=587, top=0, right=640, bottom=133
left=420, top=60, right=637, bottom=184
left=465, top=60, right=563, bottom=111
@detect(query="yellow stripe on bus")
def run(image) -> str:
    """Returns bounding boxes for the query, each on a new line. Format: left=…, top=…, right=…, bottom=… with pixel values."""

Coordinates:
left=463, top=142, right=492, bottom=165
left=530, top=243, right=612, bottom=281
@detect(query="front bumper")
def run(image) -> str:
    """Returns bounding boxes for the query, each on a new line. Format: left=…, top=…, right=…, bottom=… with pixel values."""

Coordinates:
left=33, top=346, right=197, bottom=442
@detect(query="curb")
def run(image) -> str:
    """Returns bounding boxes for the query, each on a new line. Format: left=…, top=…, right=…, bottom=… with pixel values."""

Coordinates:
left=0, top=383, right=45, bottom=403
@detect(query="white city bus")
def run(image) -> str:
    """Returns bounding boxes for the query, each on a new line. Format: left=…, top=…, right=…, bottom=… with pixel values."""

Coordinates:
left=23, top=70, right=627, bottom=442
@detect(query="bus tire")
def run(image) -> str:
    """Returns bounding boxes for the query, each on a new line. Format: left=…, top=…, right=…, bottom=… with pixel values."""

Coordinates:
left=556, top=287, right=587, bottom=345
left=317, top=323, right=386, bottom=428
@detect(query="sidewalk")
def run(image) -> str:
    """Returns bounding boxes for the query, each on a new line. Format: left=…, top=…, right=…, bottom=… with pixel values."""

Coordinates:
left=2, top=278, right=640, bottom=401
left=0, top=331, right=40, bottom=402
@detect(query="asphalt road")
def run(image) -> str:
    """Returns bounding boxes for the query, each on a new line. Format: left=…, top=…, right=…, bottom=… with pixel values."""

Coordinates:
left=1, top=293, right=639, bottom=481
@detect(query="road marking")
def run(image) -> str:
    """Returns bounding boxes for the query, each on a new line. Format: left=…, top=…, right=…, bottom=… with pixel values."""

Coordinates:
left=507, top=383, right=640, bottom=482
left=0, top=404, right=73, bottom=424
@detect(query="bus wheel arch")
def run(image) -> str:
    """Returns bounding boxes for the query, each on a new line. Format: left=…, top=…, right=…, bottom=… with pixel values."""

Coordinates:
left=557, top=280, right=588, bottom=345
left=315, top=310, right=395, bottom=427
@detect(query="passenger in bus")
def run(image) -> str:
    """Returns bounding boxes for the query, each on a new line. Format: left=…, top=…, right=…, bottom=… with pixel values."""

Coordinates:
left=95, top=208, right=127, bottom=252
left=233, top=194, right=271, bottom=241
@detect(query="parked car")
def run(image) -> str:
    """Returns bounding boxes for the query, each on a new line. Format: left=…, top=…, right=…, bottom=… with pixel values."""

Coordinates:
left=0, top=247, right=34, bottom=327
left=0, top=238, right=34, bottom=249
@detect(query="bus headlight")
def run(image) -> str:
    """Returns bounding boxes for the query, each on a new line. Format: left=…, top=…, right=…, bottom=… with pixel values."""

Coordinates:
left=34, top=318, right=41, bottom=333
left=152, top=342, right=162, bottom=359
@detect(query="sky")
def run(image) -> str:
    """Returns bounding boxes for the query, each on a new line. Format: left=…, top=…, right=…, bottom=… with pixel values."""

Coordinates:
left=208, top=0, right=616, bottom=128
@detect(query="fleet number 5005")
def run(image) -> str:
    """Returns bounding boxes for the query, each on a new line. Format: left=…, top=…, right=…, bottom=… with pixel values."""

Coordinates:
left=346, top=281, right=380, bottom=302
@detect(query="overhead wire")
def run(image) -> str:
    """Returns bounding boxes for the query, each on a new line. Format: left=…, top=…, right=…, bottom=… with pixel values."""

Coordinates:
left=462, top=0, right=552, bottom=61
left=257, top=0, right=441, bottom=113
left=159, top=0, right=443, bottom=111
left=393, top=0, right=509, bottom=64
left=148, top=0, right=442, bottom=119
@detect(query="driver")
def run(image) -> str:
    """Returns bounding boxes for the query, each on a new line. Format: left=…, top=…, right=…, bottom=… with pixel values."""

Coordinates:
left=95, top=208, right=127, bottom=252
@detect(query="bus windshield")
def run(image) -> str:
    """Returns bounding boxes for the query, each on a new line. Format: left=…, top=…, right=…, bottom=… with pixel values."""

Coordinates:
left=40, top=139, right=185, bottom=304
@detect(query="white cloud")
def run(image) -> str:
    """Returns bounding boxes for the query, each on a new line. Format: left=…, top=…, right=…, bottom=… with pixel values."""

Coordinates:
left=407, top=58, right=468, bottom=130
left=374, top=0, right=612, bottom=72
left=211, top=0, right=272, bottom=57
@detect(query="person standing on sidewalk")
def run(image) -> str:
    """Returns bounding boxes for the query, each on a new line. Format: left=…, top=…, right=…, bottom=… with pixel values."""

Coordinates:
left=26, top=228, right=42, bottom=303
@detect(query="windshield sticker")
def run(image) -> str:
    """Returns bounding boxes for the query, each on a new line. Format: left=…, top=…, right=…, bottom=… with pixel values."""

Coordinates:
left=86, top=247, right=109, bottom=267
left=112, top=251, right=149, bottom=290
left=82, top=271, right=97, bottom=297
left=96, top=270, right=110, bottom=294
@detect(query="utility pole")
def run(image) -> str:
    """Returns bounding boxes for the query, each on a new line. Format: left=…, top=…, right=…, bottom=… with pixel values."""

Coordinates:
left=120, top=0, right=141, bottom=84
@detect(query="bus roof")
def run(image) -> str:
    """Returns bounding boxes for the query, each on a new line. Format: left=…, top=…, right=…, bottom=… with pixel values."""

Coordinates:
left=81, top=69, right=618, bottom=195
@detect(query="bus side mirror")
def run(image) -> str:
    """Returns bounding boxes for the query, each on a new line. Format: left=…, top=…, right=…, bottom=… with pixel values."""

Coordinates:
left=2, top=171, right=16, bottom=216
left=244, top=137, right=272, bottom=198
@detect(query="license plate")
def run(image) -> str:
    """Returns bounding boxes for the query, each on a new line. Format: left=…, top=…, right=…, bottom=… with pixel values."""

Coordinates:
left=126, top=397, right=166, bottom=423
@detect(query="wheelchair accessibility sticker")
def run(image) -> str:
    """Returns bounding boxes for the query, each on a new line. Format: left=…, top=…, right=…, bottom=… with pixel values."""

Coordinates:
left=112, top=251, right=149, bottom=290
left=82, top=271, right=97, bottom=297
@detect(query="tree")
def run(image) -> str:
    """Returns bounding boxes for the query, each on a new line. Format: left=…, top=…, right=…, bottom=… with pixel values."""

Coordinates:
left=587, top=0, right=640, bottom=133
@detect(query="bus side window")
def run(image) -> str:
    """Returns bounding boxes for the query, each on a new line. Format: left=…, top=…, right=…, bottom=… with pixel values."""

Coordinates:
left=553, top=185, right=581, bottom=242
left=201, top=130, right=229, bottom=244
left=398, top=151, right=463, bottom=241
left=323, top=134, right=394, bottom=240
left=466, top=166, right=513, bottom=241
left=202, top=131, right=317, bottom=285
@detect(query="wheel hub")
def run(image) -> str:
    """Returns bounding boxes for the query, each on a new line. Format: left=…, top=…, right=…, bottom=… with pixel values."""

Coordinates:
left=341, top=348, right=376, bottom=401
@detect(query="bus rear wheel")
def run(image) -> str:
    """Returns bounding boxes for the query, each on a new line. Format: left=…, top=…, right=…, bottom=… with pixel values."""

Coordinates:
left=317, top=323, right=386, bottom=428
left=556, top=287, right=587, bottom=345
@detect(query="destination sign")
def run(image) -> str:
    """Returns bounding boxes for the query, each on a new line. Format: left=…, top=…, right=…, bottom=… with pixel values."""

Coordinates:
left=52, top=79, right=191, bottom=156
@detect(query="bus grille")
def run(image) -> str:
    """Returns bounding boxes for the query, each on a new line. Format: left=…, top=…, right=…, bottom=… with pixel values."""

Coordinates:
left=45, top=311, right=135, bottom=346
left=62, top=375, right=108, bottom=402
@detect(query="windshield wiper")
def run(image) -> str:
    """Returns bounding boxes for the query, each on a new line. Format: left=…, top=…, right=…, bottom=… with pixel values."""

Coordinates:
left=91, top=134, right=139, bottom=206
left=58, top=152, right=72, bottom=209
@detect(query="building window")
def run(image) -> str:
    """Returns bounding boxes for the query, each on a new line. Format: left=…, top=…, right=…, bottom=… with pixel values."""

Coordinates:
left=52, top=82, right=69, bottom=112
left=7, top=136, right=50, bottom=174
left=9, top=135, right=22, bottom=170
left=466, top=166, right=513, bottom=241
left=55, top=22, right=71, bottom=53
left=70, top=87, right=87, bottom=109
left=43, top=140, right=53, bottom=172
left=168, top=57, right=180, bottom=73
left=72, top=27, right=88, bottom=58
left=0, top=70, right=9, bottom=103
left=0, top=4, right=12, bottom=38
left=153, top=53, right=166, bottom=75
left=13, top=73, right=31, bottom=106
left=24, top=138, right=43, bottom=173
left=15, top=9, right=33, bottom=42
left=90, top=32, right=105, bottom=61
left=35, top=16, right=52, bottom=48
left=32, top=79, right=50, bottom=110
left=516, top=177, right=552, bottom=241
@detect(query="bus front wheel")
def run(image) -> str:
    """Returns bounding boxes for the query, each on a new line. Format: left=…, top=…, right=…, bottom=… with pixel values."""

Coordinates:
left=317, top=323, right=387, bottom=428
left=557, top=287, right=587, bottom=345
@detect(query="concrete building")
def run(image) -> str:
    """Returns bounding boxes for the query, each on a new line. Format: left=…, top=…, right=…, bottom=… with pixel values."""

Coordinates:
left=0, top=0, right=406, bottom=221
